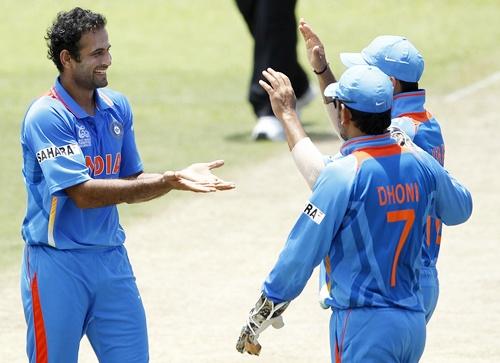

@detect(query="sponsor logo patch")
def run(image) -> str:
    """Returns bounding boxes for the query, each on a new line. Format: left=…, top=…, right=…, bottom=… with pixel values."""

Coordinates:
left=303, top=202, right=325, bottom=224
left=36, top=144, right=81, bottom=163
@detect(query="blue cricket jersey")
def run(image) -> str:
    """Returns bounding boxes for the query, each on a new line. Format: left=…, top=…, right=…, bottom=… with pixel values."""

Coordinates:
left=263, top=133, right=471, bottom=311
left=391, top=90, right=445, bottom=267
left=20, top=78, right=143, bottom=249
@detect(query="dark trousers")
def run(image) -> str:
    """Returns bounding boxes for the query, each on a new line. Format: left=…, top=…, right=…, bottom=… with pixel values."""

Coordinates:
left=235, top=0, right=309, bottom=117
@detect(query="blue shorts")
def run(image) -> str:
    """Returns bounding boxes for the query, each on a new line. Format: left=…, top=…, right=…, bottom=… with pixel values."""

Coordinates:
left=420, top=266, right=439, bottom=322
left=329, top=307, right=426, bottom=363
left=21, top=245, right=148, bottom=363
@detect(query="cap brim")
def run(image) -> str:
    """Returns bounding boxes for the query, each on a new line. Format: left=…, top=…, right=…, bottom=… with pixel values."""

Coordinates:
left=323, top=82, right=339, bottom=98
left=340, top=52, right=368, bottom=68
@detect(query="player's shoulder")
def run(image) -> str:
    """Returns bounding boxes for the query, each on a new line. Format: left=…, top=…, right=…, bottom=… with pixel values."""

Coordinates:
left=28, top=92, right=65, bottom=112
left=404, top=144, right=441, bottom=177
left=316, top=155, right=357, bottom=185
left=325, top=153, right=357, bottom=170
left=24, top=94, right=70, bottom=128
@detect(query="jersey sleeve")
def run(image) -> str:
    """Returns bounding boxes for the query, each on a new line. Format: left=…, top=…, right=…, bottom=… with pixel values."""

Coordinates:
left=418, top=150, right=472, bottom=225
left=262, top=157, right=356, bottom=303
left=114, top=95, right=143, bottom=178
left=23, top=103, right=91, bottom=195
left=432, top=164, right=473, bottom=226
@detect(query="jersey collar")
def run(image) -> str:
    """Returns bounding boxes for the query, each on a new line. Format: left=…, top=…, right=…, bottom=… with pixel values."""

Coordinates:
left=392, top=90, right=426, bottom=118
left=53, top=78, right=113, bottom=119
left=340, top=132, right=396, bottom=156
left=95, top=89, right=114, bottom=111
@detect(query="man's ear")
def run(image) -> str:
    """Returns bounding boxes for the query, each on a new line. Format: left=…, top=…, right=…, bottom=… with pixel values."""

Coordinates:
left=390, top=76, right=402, bottom=94
left=60, top=49, right=73, bottom=70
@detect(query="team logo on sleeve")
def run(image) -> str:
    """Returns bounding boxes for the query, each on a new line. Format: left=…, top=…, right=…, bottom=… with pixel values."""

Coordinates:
left=36, top=144, right=82, bottom=163
left=303, top=202, right=326, bottom=224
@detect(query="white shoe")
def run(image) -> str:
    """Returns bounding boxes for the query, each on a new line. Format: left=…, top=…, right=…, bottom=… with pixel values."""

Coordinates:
left=251, top=116, right=285, bottom=141
left=296, top=85, right=317, bottom=115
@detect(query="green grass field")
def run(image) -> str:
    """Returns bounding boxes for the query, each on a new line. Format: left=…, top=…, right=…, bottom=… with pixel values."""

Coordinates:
left=1, top=0, right=499, bottom=271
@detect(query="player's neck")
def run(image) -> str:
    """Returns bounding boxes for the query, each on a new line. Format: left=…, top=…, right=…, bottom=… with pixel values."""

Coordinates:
left=393, top=81, right=403, bottom=95
left=347, top=128, right=367, bottom=139
left=343, top=121, right=366, bottom=140
left=59, top=74, right=96, bottom=116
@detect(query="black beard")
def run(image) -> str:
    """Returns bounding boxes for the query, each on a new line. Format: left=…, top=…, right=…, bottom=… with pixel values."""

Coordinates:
left=74, top=71, right=108, bottom=90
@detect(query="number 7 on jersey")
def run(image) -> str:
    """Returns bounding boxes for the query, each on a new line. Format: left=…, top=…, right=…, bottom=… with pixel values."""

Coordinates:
left=387, top=209, right=415, bottom=287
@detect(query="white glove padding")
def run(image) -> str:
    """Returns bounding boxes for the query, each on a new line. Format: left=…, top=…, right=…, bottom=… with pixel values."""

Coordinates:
left=388, top=123, right=416, bottom=148
left=236, top=293, right=290, bottom=355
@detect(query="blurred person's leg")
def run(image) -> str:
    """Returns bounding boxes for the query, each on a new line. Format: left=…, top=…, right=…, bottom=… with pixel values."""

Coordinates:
left=236, top=0, right=311, bottom=140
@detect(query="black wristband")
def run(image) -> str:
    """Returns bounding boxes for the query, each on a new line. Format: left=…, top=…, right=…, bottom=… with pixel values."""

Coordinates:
left=313, top=63, right=329, bottom=75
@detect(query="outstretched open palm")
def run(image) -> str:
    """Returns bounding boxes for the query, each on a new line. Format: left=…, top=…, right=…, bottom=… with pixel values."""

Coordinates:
left=177, top=160, right=235, bottom=191
left=298, top=18, right=328, bottom=73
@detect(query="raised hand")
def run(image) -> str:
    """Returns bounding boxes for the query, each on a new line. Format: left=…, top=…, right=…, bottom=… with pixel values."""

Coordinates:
left=298, top=18, right=328, bottom=74
left=259, top=68, right=297, bottom=122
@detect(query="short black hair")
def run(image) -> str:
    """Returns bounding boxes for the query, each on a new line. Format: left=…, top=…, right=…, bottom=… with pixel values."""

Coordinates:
left=399, top=80, right=419, bottom=93
left=45, top=7, right=106, bottom=71
left=345, top=105, right=391, bottom=135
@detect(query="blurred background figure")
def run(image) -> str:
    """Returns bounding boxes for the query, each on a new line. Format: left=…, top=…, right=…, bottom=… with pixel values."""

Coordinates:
left=235, top=0, right=315, bottom=141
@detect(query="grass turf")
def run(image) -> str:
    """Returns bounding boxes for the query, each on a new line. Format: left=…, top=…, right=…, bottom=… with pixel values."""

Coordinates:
left=1, top=0, right=499, bottom=271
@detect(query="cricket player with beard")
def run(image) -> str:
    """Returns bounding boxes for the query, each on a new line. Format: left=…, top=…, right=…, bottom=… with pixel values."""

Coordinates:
left=20, top=7, right=234, bottom=363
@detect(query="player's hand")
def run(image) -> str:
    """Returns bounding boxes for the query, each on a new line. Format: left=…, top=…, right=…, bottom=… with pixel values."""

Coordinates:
left=163, top=160, right=235, bottom=193
left=259, top=68, right=297, bottom=122
left=298, top=18, right=328, bottom=74
left=163, top=170, right=217, bottom=193
left=236, top=293, right=289, bottom=356
left=236, top=325, right=262, bottom=355
left=178, top=160, right=235, bottom=191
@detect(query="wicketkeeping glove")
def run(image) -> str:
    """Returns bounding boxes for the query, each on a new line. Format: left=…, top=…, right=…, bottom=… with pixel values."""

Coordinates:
left=236, top=292, right=290, bottom=355
left=388, top=124, right=415, bottom=147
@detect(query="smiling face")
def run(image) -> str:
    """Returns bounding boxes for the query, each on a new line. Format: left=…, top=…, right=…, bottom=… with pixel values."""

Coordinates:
left=68, top=27, right=112, bottom=90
